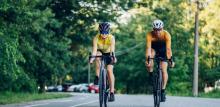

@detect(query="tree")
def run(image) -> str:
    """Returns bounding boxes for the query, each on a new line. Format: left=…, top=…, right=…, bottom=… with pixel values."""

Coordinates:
left=0, top=0, right=35, bottom=92
left=199, top=0, right=220, bottom=88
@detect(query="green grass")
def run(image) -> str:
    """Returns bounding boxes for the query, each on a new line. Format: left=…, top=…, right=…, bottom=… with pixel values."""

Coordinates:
left=198, top=90, right=220, bottom=98
left=167, top=91, right=193, bottom=97
left=167, top=90, right=220, bottom=98
left=0, top=92, right=72, bottom=105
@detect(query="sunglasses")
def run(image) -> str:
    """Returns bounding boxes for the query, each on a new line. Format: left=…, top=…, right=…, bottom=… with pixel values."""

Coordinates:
left=100, top=31, right=109, bottom=34
left=153, top=28, right=162, bottom=31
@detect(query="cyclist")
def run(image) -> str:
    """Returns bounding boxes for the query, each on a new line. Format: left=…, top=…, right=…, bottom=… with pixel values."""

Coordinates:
left=145, top=19, right=175, bottom=102
left=89, top=22, right=117, bottom=102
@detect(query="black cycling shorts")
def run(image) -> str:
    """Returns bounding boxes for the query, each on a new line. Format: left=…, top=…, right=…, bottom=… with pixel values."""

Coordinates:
left=97, top=50, right=113, bottom=65
left=152, top=41, right=167, bottom=61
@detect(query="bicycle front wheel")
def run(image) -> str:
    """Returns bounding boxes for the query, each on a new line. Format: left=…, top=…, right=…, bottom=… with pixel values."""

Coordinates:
left=153, top=73, right=161, bottom=107
left=154, top=90, right=161, bottom=107
left=99, top=69, right=106, bottom=107
left=104, top=72, right=109, bottom=107
left=99, top=71, right=104, bottom=107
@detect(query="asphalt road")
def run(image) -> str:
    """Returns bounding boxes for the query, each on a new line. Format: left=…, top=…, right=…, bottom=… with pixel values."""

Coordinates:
left=1, top=93, right=220, bottom=107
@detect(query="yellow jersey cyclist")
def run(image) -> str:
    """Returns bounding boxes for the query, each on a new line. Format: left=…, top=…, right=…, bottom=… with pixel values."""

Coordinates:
left=89, top=22, right=117, bottom=102
left=145, top=19, right=175, bottom=102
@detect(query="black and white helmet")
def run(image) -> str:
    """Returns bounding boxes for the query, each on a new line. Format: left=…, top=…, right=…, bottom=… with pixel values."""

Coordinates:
left=152, top=19, right=164, bottom=29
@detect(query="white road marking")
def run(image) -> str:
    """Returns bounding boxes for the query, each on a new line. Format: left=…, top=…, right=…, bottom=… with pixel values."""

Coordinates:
left=70, top=100, right=98, bottom=107
left=23, top=103, right=49, bottom=107
left=23, top=94, right=94, bottom=107
left=51, top=100, right=72, bottom=103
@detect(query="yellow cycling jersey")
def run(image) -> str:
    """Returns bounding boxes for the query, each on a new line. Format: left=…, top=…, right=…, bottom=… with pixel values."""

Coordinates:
left=95, top=34, right=113, bottom=53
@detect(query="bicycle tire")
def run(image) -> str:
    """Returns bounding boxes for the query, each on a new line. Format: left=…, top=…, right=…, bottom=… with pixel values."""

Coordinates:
left=159, top=68, right=163, bottom=102
left=104, top=71, right=109, bottom=107
left=103, top=69, right=108, bottom=107
left=99, top=69, right=105, bottom=107
left=153, top=69, right=162, bottom=107
left=153, top=78, right=160, bottom=107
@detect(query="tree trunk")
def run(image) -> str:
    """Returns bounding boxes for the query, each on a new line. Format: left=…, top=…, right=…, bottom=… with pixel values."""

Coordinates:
left=39, top=81, right=46, bottom=93
left=126, top=83, right=130, bottom=94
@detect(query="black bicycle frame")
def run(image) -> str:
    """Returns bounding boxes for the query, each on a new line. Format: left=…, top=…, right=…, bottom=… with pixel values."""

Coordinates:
left=149, top=57, right=166, bottom=107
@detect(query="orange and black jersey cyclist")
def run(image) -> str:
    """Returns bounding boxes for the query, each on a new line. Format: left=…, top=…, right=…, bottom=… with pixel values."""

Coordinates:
left=145, top=19, right=175, bottom=102
left=146, top=30, right=172, bottom=60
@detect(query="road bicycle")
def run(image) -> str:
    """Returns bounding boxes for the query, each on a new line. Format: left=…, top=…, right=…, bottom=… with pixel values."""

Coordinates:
left=148, top=56, right=171, bottom=107
left=90, top=55, right=111, bottom=107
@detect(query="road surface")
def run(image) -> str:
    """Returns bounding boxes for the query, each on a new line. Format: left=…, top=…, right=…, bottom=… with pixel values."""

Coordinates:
left=1, top=93, right=220, bottom=107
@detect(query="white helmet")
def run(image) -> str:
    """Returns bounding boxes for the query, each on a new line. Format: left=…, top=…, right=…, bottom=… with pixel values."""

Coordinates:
left=152, top=19, right=164, bottom=29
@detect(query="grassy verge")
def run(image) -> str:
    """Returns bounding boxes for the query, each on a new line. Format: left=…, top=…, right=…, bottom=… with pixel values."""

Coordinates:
left=198, top=90, right=220, bottom=98
left=167, top=90, right=193, bottom=97
left=0, top=92, right=72, bottom=105
left=167, top=89, right=220, bottom=98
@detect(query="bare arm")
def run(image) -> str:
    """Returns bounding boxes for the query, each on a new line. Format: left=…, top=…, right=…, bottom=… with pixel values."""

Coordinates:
left=110, top=36, right=115, bottom=56
left=92, top=37, right=98, bottom=56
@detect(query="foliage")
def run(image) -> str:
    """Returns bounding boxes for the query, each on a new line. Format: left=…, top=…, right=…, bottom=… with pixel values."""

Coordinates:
left=0, top=0, right=219, bottom=95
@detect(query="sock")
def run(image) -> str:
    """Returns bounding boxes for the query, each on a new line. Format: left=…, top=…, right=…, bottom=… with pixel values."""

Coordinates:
left=161, top=89, right=165, bottom=93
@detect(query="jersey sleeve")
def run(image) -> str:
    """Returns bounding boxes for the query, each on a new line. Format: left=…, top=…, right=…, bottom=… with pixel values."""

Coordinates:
left=165, top=31, right=171, bottom=49
left=165, top=31, right=172, bottom=58
left=146, top=32, right=152, bottom=49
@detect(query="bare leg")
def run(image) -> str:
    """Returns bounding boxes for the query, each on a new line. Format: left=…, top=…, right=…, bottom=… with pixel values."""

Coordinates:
left=161, top=61, right=168, bottom=89
left=107, top=65, right=115, bottom=93
left=95, top=51, right=102, bottom=77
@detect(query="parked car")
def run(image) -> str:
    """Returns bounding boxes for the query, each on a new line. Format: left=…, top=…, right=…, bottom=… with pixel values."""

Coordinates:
left=78, top=83, right=89, bottom=93
left=47, top=85, right=63, bottom=92
left=88, top=84, right=99, bottom=93
left=215, top=79, right=220, bottom=90
left=67, top=84, right=81, bottom=92
left=55, top=85, right=63, bottom=92
left=47, top=86, right=56, bottom=92
left=62, top=83, right=72, bottom=92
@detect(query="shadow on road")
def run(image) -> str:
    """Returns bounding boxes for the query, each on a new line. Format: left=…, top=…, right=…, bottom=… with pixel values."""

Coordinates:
left=76, top=105, right=153, bottom=107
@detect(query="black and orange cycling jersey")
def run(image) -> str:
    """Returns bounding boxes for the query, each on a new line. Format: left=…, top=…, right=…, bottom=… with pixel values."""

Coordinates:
left=146, top=30, right=172, bottom=59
